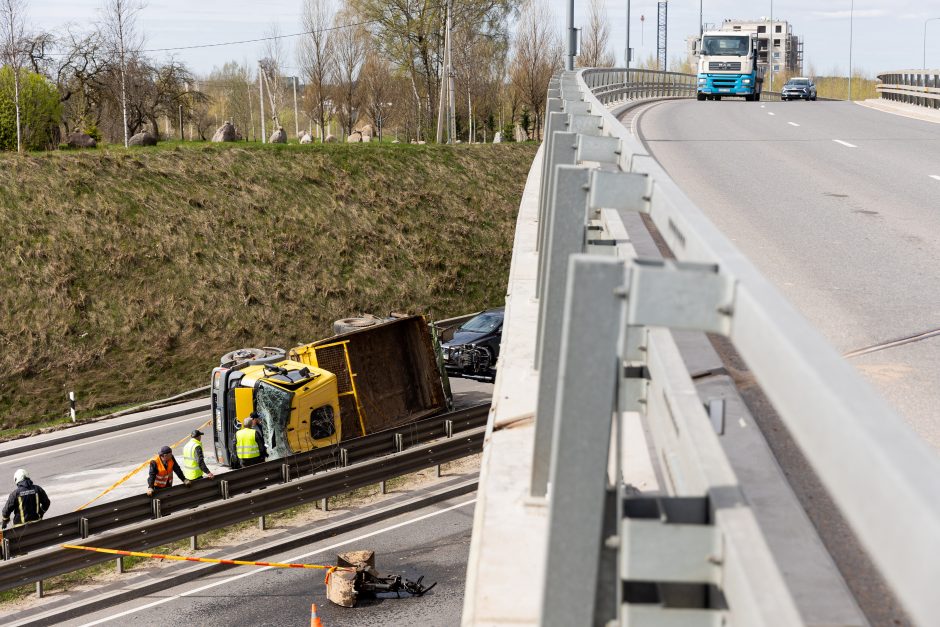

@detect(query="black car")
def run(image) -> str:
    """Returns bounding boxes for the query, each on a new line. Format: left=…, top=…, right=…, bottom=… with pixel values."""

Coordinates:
left=440, top=308, right=503, bottom=382
left=782, top=77, right=817, bottom=101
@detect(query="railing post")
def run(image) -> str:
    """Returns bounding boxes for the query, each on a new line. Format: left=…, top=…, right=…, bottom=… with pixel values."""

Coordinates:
left=541, top=255, right=625, bottom=627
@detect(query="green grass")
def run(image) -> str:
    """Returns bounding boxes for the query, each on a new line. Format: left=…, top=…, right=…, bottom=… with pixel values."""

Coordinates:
left=0, top=142, right=537, bottom=430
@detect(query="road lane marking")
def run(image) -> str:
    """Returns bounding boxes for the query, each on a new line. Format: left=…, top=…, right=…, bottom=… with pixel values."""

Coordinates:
left=768, top=112, right=776, bottom=116
left=0, top=414, right=211, bottom=466
left=78, top=498, right=478, bottom=626
left=788, top=122, right=800, bottom=127
left=833, top=139, right=857, bottom=148
left=930, top=175, right=940, bottom=181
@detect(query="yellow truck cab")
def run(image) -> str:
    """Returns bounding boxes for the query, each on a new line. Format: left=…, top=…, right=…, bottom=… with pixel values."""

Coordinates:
left=212, top=358, right=342, bottom=467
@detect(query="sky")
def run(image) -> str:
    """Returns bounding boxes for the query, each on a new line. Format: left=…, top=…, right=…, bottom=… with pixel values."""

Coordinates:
left=30, top=0, right=940, bottom=77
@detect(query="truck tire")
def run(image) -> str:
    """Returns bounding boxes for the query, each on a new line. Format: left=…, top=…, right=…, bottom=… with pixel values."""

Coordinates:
left=696, top=93, right=706, bottom=101
left=220, top=347, right=286, bottom=367
left=333, top=316, right=381, bottom=335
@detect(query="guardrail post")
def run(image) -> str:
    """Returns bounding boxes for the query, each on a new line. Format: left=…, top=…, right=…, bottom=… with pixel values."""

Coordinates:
left=220, top=480, right=230, bottom=500
left=116, top=556, right=124, bottom=574
left=190, top=535, right=198, bottom=551
left=340, top=448, right=349, bottom=467
left=380, top=480, right=387, bottom=495
left=35, top=580, right=43, bottom=598
left=394, top=433, right=404, bottom=452
left=541, top=255, right=625, bottom=627
left=281, top=464, right=291, bottom=483
left=259, top=516, right=266, bottom=531
left=320, top=498, right=329, bottom=512
left=152, top=499, right=162, bottom=519
left=80, top=517, right=90, bottom=539
left=2, top=537, right=10, bottom=560
left=531, top=165, right=592, bottom=496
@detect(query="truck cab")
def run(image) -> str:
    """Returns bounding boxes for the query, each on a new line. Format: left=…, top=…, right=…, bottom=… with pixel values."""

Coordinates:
left=695, top=31, right=764, bottom=101
left=211, top=359, right=341, bottom=467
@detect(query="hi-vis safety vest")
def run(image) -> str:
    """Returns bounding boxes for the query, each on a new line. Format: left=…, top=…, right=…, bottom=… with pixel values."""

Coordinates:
left=236, top=428, right=260, bottom=460
left=182, top=438, right=203, bottom=480
left=15, top=490, right=40, bottom=526
left=153, top=456, right=175, bottom=488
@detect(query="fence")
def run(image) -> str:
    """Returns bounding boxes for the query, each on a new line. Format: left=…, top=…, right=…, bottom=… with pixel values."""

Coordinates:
left=877, top=70, right=940, bottom=109
left=531, top=69, right=940, bottom=625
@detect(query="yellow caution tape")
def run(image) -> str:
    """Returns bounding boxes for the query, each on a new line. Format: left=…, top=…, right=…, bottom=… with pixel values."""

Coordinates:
left=62, top=544, right=351, bottom=572
left=75, top=418, right=212, bottom=511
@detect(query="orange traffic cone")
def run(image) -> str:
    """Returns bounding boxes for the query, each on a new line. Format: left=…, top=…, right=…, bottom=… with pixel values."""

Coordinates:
left=310, top=602, right=323, bottom=627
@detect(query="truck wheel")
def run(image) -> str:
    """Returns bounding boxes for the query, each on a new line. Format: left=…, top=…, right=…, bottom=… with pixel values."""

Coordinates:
left=333, top=316, right=381, bottom=335
left=220, top=347, right=286, bottom=367
left=696, top=93, right=706, bottom=101
left=744, top=94, right=754, bottom=102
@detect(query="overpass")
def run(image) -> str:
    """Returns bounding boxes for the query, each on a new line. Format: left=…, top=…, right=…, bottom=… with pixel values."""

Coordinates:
left=462, top=69, right=940, bottom=626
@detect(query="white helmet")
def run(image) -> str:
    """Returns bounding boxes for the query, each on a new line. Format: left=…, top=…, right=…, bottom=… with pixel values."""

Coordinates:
left=13, top=469, right=28, bottom=483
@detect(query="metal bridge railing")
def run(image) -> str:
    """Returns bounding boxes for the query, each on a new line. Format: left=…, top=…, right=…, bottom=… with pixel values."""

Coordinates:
left=877, top=70, right=940, bottom=109
left=581, top=68, right=696, bottom=105
left=532, top=69, right=940, bottom=626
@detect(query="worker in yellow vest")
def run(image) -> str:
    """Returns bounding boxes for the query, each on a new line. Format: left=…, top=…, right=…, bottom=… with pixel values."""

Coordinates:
left=236, top=416, right=267, bottom=467
left=147, top=446, right=188, bottom=496
left=181, top=429, right=215, bottom=481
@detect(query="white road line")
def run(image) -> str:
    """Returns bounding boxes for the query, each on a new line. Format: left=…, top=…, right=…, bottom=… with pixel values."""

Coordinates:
left=0, top=414, right=210, bottom=466
left=768, top=112, right=776, bottom=116
left=788, top=122, right=800, bottom=127
left=78, top=498, right=478, bottom=626
left=930, top=175, right=940, bottom=181
left=833, top=139, right=857, bottom=148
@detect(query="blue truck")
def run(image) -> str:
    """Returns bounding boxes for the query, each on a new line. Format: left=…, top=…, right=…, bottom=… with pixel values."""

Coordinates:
left=695, top=31, right=765, bottom=101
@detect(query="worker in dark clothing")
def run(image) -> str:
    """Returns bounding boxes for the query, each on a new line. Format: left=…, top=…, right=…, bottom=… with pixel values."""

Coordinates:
left=236, top=416, right=267, bottom=466
left=147, top=445, right=189, bottom=496
left=2, top=469, right=50, bottom=529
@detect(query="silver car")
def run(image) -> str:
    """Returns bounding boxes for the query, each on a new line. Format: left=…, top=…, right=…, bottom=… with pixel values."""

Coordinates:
left=782, top=77, right=817, bottom=101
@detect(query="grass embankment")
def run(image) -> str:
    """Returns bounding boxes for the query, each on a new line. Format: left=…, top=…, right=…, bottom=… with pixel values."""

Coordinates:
left=0, top=142, right=537, bottom=431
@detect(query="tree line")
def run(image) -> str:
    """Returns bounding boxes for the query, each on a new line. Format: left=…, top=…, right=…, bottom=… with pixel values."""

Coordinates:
left=0, top=0, right=625, bottom=150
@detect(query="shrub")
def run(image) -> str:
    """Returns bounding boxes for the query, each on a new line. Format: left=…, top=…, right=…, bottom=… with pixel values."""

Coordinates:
left=0, top=68, right=62, bottom=151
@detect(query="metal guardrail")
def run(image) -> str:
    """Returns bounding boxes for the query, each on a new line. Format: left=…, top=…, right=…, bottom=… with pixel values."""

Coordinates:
left=876, top=70, right=940, bottom=108
left=0, top=424, right=485, bottom=592
left=0, top=404, right=488, bottom=565
left=580, top=68, right=695, bottom=105
left=531, top=69, right=940, bottom=626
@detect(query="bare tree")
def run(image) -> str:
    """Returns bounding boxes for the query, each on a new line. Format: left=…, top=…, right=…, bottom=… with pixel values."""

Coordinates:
left=509, top=0, right=561, bottom=141
left=101, top=0, right=145, bottom=147
left=0, top=0, right=27, bottom=152
left=360, top=48, right=394, bottom=140
left=576, top=0, right=614, bottom=68
left=328, top=8, right=366, bottom=137
left=299, top=0, right=334, bottom=141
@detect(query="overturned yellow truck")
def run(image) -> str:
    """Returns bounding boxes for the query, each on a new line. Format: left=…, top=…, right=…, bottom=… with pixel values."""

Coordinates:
left=210, top=316, right=453, bottom=467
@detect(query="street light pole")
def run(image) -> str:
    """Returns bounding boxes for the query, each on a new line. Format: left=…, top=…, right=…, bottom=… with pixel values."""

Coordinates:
left=769, top=0, right=773, bottom=93
left=848, top=0, right=854, bottom=100
left=924, top=17, right=940, bottom=70
left=566, top=0, right=575, bottom=71
left=625, top=0, right=631, bottom=70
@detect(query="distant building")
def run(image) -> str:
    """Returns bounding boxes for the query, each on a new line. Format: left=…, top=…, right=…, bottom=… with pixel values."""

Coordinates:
left=688, top=18, right=803, bottom=76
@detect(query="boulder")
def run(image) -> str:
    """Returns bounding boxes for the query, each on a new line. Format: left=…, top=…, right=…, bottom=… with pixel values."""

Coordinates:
left=299, top=132, right=313, bottom=144
left=66, top=132, right=96, bottom=149
left=346, top=131, right=363, bottom=143
left=493, top=131, right=502, bottom=143
left=269, top=126, right=287, bottom=144
left=128, top=131, right=157, bottom=147
left=211, top=121, right=239, bottom=143
left=325, top=134, right=337, bottom=143
left=358, top=124, right=374, bottom=137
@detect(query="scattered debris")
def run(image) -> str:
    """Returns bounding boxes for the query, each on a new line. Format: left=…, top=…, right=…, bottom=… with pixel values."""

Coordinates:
left=326, top=550, right=436, bottom=608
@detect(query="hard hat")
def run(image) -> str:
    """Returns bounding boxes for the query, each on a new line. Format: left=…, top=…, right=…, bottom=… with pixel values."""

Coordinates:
left=13, top=469, right=28, bottom=483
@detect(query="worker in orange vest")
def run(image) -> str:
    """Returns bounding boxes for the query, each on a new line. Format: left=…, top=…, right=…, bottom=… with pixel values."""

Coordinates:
left=146, top=445, right=189, bottom=496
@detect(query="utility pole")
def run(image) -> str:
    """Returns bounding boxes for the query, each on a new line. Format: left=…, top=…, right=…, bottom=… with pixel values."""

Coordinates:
left=447, top=0, right=456, bottom=144
left=566, top=0, right=575, bottom=71
left=848, top=0, right=854, bottom=100
left=258, top=63, right=266, bottom=143
left=625, top=0, right=631, bottom=70
left=293, top=77, right=300, bottom=139
left=769, top=0, right=773, bottom=93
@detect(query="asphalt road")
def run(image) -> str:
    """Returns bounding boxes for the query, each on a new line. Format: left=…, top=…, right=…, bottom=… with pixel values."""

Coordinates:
left=1, top=378, right=490, bottom=518
left=61, top=493, right=477, bottom=627
left=638, top=99, right=940, bottom=449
